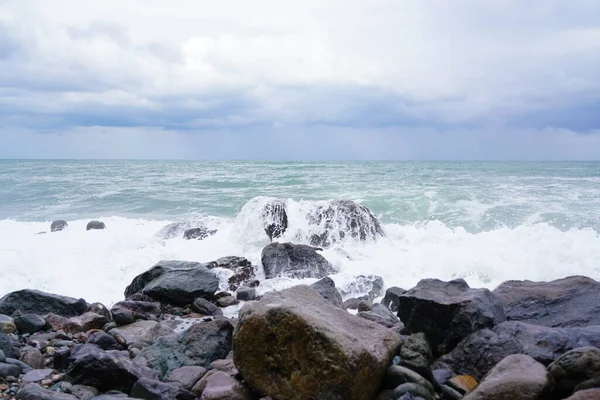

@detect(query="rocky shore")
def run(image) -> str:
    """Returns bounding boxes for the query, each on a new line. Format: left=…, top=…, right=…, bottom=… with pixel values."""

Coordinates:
left=1, top=201, right=598, bottom=399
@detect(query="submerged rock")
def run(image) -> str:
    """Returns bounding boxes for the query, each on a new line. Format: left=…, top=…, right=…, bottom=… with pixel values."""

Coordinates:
left=341, top=275, right=385, bottom=302
left=306, top=200, right=385, bottom=247
left=233, top=285, right=402, bottom=400
left=183, top=227, right=217, bottom=241
left=51, top=220, right=68, bottom=233
left=493, top=276, right=600, bottom=327
left=397, top=278, right=505, bottom=355
left=124, top=260, right=219, bottom=306
left=156, top=216, right=216, bottom=240
left=261, top=242, right=335, bottom=279
left=261, top=199, right=288, bottom=241
left=86, top=221, right=105, bottom=231
left=0, top=289, right=87, bottom=318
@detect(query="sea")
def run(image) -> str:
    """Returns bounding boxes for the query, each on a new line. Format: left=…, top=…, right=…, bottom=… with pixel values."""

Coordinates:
left=1, top=160, right=599, bottom=308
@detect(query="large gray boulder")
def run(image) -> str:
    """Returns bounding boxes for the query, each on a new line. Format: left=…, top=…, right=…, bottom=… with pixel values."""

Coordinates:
left=463, top=354, right=549, bottom=400
left=397, top=278, right=505, bottom=355
left=124, top=260, right=219, bottom=305
left=261, top=242, right=336, bottom=279
left=493, top=276, right=600, bottom=327
left=0, top=289, right=87, bottom=318
left=233, top=285, right=402, bottom=400
left=434, top=321, right=600, bottom=380
left=141, top=318, right=234, bottom=379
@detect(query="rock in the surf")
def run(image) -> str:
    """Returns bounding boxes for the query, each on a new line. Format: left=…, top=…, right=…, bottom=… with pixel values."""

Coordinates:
left=463, top=354, right=548, bottom=400
left=142, top=318, right=234, bottom=379
left=310, top=277, right=343, bottom=308
left=306, top=200, right=385, bottom=247
left=156, top=216, right=217, bottom=240
left=0, top=289, right=87, bottom=318
left=86, top=220, right=105, bottom=230
left=382, top=287, right=407, bottom=312
left=341, top=275, right=385, bottom=302
left=261, top=199, right=288, bottom=240
left=261, top=242, right=336, bottom=279
left=210, top=256, right=256, bottom=292
left=233, top=285, right=402, bottom=400
left=124, top=260, right=219, bottom=306
left=397, top=278, right=505, bottom=355
left=183, top=227, right=217, bottom=240
left=493, top=275, right=600, bottom=327
left=50, top=220, right=68, bottom=232
left=236, top=286, right=257, bottom=301
left=434, top=321, right=600, bottom=380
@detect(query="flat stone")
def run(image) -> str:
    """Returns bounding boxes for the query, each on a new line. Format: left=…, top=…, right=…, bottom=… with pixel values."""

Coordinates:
left=168, top=366, right=207, bottom=390
left=16, top=383, right=79, bottom=400
left=0, top=289, right=87, bottom=318
left=23, top=368, right=54, bottom=383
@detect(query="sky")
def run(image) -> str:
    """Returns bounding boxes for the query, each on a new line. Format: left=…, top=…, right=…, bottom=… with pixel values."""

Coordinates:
left=1, top=0, right=600, bottom=160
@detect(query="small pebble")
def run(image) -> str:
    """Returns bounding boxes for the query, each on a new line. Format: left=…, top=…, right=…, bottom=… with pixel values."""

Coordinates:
left=46, top=347, right=55, bottom=356
left=41, top=379, right=53, bottom=386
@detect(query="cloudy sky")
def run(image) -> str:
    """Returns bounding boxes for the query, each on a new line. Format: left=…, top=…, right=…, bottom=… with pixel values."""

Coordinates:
left=1, top=0, right=599, bottom=159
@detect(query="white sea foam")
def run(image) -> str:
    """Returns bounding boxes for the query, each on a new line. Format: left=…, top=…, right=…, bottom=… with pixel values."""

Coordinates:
left=1, top=199, right=599, bottom=308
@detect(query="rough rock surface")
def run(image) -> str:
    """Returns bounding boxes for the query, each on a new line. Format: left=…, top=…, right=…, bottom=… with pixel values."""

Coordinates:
left=547, top=347, right=600, bottom=399
left=192, top=299, right=223, bottom=316
left=565, top=389, right=600, bottom=400
left=110, top=300, right=162, bottom=325
left=130, top=377, right=195, bottom=400
left=261, top=242, right=335, bottom=279
left=397, top=332, right=433, bottom=379
left=142, top=318, right=234, bottom=379
left=210, top=257, right=257, bottom=292
left=183, top=227, right=217, bottom=241
left=310, top=277, right=343, bottom=308
left=16, top=383, right=79, bottom=400
left=434, top=321, right=600, bottom=380
left=261, top=199, right=288, bottom=241
left=14, top=314, right=46, bottom=334
left=382, top=287, right=407, bottom=312
left=124, top=260, right=219, bottom=305
left=109, top=320, right=184, bottom=350
left=0, top=289, right=87, bottom=318
left=233, top=285, right=402, bottom=400
left=397, top=278, right=505, bottom=355
left=168, top=366, right=207, bottom=390
left=463, top=354, right=548, bottom=400
left=493, top=276, right=600, bottom=327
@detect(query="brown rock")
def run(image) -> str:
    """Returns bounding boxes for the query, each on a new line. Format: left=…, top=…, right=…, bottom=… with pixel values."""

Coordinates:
left=448, top=375, right=478, bottom=394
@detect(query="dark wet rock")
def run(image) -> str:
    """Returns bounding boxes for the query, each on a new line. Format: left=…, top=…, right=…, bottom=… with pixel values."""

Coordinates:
left=14, top=314, right=47, bottom=334
left=341, top=275, right=385, bottom=302
left=382, top=287, right=407, bottom=312
left=310, top=277, right=343, bottom=308
left=191, top=369, right=252, bottom=399
left=86, top=221, right=106, bottom=230
left=22, top=368, right=54, bottom=383
left=233, top=285, right=401, bottom=400
left=5, top=357, right=32, bottom=373
left=463, top=354, right=548, bottom=400
left=236, top=287, right=256, bottom=302
left=192, top=298, right=223, bottom=316
left=216, top=296, right=239, bottom=308
left=383, top=365, right=435, bottom=394
left=398, top=333, right=433, bottom=380
left=67, top=344, right=157, bottom=392
left=440, top=384, right=464, bottom=400
left=69, top=312, right=109, bottom=332
left=306, top=200, right=385, bottom=247
left=211, top=257, right=257, bottom=292
left=342, top=298, right=361, bottom=310
left=434, top=321, right=600, bottom=380
left=358, top=300, right=372, bottom=312
left=87, top=331, right=121, bottom=351
left=0, top=314, right=16, bottom=334
left=124, top=260, right=219, bottom=305
left=53, top=347, right=71, bottom=370
left=142, top=318, right=234, bottom=379
left=0, top=362, right=21, bottom=377
left=261, top=242, right=335, bottom=279
left=397, top=278, right=505, bottom=355
left=0, top=349, right=4, bottom=362
left=168, top=366, right=207, bottom=391
left=87, top=303, right=112, bottom=322
left=20, top=347, right=44, bottom=369
left=262, top=199, right=288, bottom=241
left=130, top=377, right=195, bottom=400
left=51, top=220, right=68, bottom=233
left=156, top=216, right=215, bottom=240
left=16, top=383, right=79, bottom=400
left=183, top=227, right=217, bottom=241
left=547, top=347, right=600, bottom=399
left=493, top=276, right=600, bottom=328
left=109, top=320, right=183, bottom=350
left=111, top=300, right=162, bottom=326
left=0, top=289, right=87, bottom=318
left=392, top=383, right=435, bottom=400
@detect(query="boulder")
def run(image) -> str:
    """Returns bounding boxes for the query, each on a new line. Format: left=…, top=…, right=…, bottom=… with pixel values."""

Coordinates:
left=20, top=347, right=44, bottom=369
left=397, top=278, right=505, bottom=355
left=434, top=321, right=600, bottom=380
left=124, top=260, right=219, bottom=305
left=70, top=385, right=100, bottom=399
left=86, top=221, right=105, bottom=230
left=382, top=287, right=407, bottom=312
left=110, top=320, right=184, bottom=350
left=210, top=257, right=256, bottom=292
left=397, top=333, right=433, bottom=380
left=192, top=369, right=252, bottom=399
left=463, top=354, right=548, bottom=400
left=310, top=277, right=343, bottom=308
left=566, top=389, right=600, bottom=399
left=0, top=314, right=16, bottom=334
left=68, top=312, right=109, bottom=332
left=0, top=289, right=87, bottom=317
left=110, top=300, right=162, bottom=325
left=216, top=296, right=239, bottom=308
left=14, top=314, right=46, bottom=334
left=493, top=276, right=600, bottom=327
left=142, top=318, right=234, bottom=379
left=87, top=331, right=121, bottom=351
left=130, top=377, right=195, bottom=400
left=261, top=242, right=335, bottom=279
left=261, top=199, right=288, bottom=241
left=358, top=303, right=400, bottom=328
left=51, top=220, right=69, bottom=233
left=236, top=287, right=256, bottom=302
left=340, top=275, right=384, bottom=302
left=183, top=228, right=217, bottom=241
left=447, top=375, right=479, bottom=394
left=0, top=362, right=21, bottom=377
left=168, top=366, right=207, bottom=390
left=233, top=285, right=402, bottom=400
left=306, top=200, right=385, bottom=247
left=192, top=298, right=223, bottom=316
left=156, top=216, right=215, bottom=240
left=87, top=303, right=112, bottom=321
left=547, top=347, right=600, bottom=399
left=16, top=383, right=79, bottom=400
left=67, top=344, right=157, bottom=392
